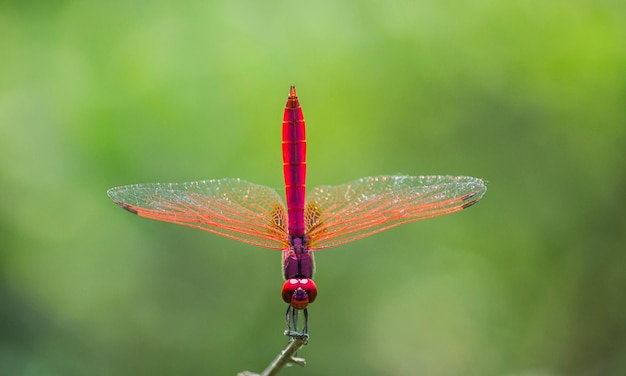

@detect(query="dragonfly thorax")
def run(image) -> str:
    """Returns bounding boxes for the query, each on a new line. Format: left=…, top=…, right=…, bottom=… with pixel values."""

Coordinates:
left=282, top=278, right=318, bottom=310
left=283, top=234, right=315, bottom=280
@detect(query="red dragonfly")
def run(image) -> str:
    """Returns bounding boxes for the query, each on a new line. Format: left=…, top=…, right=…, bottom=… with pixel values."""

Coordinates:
left=107, top=86, right=486, bottom=337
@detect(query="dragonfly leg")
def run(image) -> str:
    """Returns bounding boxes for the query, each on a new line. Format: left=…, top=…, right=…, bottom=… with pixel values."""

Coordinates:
left=291, top=307, right=298, bottom=332
left=302, top=308, right=309, bottom=334
left=285, top=305, right=300, bottom=333
left=285, top=304, right=295, bottom=332
left=284, top=305, right=309, bottom=341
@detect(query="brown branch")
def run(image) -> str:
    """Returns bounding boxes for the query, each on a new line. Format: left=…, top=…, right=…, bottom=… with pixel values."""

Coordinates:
left=238, top=332, right=309, bottom=376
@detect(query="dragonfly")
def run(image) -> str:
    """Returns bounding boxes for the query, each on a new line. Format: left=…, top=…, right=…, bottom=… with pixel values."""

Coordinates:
left=107, top=86, right=486, bottom=339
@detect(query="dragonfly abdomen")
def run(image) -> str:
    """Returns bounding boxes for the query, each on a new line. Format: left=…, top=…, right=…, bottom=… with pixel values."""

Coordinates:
left=282, top=86, right=307, bottom=238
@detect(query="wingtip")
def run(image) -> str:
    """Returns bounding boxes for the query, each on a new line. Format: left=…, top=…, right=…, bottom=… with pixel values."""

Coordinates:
left=115, top=201, right=139, bottom=215
left=460, top=187, right=485, bottom=209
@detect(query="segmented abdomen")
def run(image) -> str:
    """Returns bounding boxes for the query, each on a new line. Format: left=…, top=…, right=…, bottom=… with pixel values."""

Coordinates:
left=282, top=86, right=306, bottom=238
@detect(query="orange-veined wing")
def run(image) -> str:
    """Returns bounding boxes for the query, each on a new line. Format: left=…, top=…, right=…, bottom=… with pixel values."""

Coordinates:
left=304, top=175, right=486, bottom=250
left=107, top=178, right=290, bottom=250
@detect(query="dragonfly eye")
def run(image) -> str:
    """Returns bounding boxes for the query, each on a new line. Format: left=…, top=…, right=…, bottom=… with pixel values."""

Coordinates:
left=281, top=278, right=318, bottom=309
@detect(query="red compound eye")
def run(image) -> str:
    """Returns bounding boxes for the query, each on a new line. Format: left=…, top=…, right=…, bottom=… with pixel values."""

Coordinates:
left=281, top=278, right=318, bottom=309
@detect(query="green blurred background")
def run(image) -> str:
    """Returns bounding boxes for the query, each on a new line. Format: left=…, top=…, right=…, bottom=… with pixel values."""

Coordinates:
left=1, top=1, right=625, bottom=375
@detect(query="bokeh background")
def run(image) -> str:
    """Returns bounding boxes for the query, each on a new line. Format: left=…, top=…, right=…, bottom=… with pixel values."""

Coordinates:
left=2, top=1, right=625, bottom=375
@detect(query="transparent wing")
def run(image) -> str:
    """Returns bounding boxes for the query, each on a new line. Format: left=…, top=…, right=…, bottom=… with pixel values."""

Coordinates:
left=107, top=178, right=290, bottom=250
left=304, top=175, right=486, bottom=250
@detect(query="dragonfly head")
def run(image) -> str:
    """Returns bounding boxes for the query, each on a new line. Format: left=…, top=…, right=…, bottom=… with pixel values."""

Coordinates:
left=282, top=278, right=318, bottom=310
